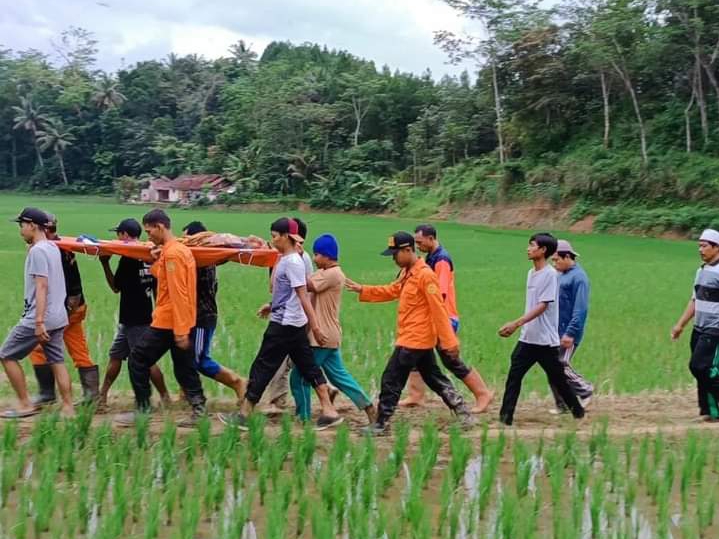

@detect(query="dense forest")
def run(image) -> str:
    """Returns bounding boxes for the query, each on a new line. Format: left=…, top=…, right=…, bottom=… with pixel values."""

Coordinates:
left=3, top=0, right=719, bottom=231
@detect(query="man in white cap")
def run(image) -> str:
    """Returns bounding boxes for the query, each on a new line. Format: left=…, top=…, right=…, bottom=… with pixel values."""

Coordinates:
left=549, top=239, right=593, bottom=413
left=671, top=229, right=719, bottom=420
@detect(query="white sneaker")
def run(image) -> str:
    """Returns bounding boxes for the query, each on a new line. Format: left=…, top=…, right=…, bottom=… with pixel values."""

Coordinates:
left=579, top=396, right=592, bottom=409
left=549, top=407, right=568, bottom=416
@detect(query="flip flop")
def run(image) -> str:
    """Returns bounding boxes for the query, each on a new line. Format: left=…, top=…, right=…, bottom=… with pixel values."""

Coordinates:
left=1, top=408, right=40, bottom=419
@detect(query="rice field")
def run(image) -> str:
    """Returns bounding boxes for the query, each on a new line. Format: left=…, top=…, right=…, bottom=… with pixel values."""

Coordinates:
left=0, top=194, right=713, bottom=538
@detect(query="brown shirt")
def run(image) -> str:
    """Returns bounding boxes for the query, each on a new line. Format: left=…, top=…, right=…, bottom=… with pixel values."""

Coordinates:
left=308, top=265, right=344, bottom=348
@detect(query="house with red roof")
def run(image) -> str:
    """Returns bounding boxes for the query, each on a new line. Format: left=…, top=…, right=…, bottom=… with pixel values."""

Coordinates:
left=140, top=174, right=234, bottom=204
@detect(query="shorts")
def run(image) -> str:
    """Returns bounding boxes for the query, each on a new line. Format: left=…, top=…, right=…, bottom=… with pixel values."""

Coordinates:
left=0, top=324, right=65, bottom=364
left=108, top=324, right=149, bottom=360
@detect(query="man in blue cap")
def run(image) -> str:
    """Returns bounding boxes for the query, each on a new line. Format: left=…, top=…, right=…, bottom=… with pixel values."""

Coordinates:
left=290, top=234, right=376, bottom=423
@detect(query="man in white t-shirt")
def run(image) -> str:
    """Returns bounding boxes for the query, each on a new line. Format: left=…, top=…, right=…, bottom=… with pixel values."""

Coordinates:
left=497, top=232, right=585, bottom=426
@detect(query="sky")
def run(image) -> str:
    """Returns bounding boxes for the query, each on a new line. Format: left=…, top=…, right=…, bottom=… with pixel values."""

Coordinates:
left=1, top=0, right=485, bottom=78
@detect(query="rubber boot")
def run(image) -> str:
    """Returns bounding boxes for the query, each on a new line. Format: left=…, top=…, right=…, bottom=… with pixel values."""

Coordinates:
left=78, top=365, right=100, bottom=404
left=398, top=371, right=426, bottom=407
left=462, top=369, right=494, bottom=413
left=213, top=367, right=247, bottom=405
left=31, top=364, right=57, bottom=407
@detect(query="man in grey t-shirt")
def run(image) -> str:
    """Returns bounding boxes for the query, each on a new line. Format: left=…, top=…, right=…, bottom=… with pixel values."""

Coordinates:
left=497, top=232, right=584, bottom=426
left=0, top=208, right=75, bottom=418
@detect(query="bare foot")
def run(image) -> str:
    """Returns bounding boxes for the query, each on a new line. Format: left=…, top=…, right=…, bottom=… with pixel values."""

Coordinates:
left=471, top=391, right=494, bottom=414
left=60, top=405, right=76, bottom=418
left=364, top=404, right=377, bottom=424
left=233, top=378, right=247, bottom=405
left=398, top=397, right=425, bottom=408
left=160, top=393, right=173, bottom=408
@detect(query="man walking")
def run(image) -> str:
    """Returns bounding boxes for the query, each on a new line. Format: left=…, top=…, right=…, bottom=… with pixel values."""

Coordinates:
left=346, top=232, right=475, bottom=435
left=97, top=218, right=171, bottom=410
left=0, top=208, right=74, bottom=417
left=116, top=209, right=206, bottom=427
left=290, top=234, right=376, bottom=423
left=219, top=218, right=342, bottom=430
left=182, top=221, right=246, bottom=403
left=30, top=214, right=100, bottom=405
left=549, top=239, right=593, bottom=414
left=498, top=232, right=584, bottom=426
left=671, top=229, right=719, bottom=420
left=399, top=224, right=493, bottom=412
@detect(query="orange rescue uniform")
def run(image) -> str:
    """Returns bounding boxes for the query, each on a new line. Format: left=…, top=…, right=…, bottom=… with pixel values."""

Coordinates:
left=433, top=259, right=459, bottom=321
left=150, top=239, right=197, bottom=336
left=359, top=258, right=458, bottom=350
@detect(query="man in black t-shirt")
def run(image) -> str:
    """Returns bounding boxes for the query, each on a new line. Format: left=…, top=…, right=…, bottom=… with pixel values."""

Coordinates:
left=182, top=221, right=246, bottom=403
left=97, top=218, right=171, bottom=411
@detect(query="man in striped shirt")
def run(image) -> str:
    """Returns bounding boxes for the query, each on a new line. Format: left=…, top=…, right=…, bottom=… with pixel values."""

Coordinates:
left=672, top=228, right=719, bottom=420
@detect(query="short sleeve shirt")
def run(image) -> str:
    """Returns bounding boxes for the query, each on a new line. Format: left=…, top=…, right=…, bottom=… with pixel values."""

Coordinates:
left=519, top=265, right=560, bottom=346
left=20, top=240, right=68, bottom=331
left=309, top=266, right=344, bottom=348
left=115, top=256, right=155, bottom=327
left=693, top=261, right=719, bottom=335
left=270, top=253, right=308, bottom=327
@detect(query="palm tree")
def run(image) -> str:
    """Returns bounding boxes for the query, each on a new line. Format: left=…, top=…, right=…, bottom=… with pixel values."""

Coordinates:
left=92, top=75, right=126, bottom=110
left=12, top=96, right=50, bottom=168
left=36, top=120, right=75, bottom=186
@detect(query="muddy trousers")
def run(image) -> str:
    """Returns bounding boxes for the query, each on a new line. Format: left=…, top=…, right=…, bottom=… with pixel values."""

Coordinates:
left=500, top=342, right=584, bottom=426
left=376, top=347, right=466, bottom=425
left=128, top=327, right=205, bottom=411
left=689, top=329, right=719, bottom=418
left=548, top=345, right=594, bottom=409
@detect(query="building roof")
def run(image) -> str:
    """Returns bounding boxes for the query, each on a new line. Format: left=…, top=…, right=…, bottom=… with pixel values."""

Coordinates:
left=149, top=174, right=228, bottom=191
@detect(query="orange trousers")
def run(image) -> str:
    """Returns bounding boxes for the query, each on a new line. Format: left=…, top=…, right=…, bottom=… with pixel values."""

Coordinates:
left=31, top=304, right=95, bottom=368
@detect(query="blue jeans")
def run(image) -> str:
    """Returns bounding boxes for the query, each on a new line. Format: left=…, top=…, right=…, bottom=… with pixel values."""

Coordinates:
left=191, top=326, right=222, bottom=378
left=290, top=347, right=372, bottom=420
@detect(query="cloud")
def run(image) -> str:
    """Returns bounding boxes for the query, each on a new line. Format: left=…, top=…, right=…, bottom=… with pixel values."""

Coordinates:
left=1, top=0, right=482, bottom=78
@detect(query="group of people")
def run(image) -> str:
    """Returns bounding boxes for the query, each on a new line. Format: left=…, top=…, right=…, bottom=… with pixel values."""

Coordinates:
left=21, top=203, right=719, bottom=433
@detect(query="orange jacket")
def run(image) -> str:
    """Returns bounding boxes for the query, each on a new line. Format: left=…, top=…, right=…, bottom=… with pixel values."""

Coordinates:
left=359, top=258, right=458, bottom=350
left=433, top=259, right=459, bottom=320
left=150, top=240, right=197, bottom=336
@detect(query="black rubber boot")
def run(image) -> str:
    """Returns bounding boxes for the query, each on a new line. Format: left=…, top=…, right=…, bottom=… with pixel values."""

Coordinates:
left=78, top=365, right=100, bottom=404
left=31, top=364, right=57, bottom=406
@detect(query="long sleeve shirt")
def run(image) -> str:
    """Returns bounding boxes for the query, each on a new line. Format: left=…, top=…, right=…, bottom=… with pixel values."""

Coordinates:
left=150, top=239, right=197, bottom=336
left=359, top=258, right=458, bottom=350
left=425, top=244, right=459, bottom=321
left=557, top=263, right=590, bottom=345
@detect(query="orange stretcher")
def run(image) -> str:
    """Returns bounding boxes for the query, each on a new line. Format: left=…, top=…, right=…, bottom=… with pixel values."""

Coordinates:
left=55, top=237, right=279, bottom=268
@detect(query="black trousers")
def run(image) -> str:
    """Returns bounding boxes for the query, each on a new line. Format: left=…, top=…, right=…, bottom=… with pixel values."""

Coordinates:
left=499, top=342, right=584, bottom=425
left=245, top=322, right=327, bottom=404
left=436, top=346, right=472, bottom=379
left=377, top=347, right=466, bottom=425
left=689, top=329, right=719, bottom=417
left=128, top=327, right=205, bottom=411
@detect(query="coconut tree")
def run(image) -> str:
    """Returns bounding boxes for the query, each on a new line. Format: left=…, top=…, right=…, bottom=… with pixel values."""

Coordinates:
left=12, top=96, right=50, bottom=168
left=92, top=74, right=126, bottom=110
left=36, top=120, right=75, bottom=186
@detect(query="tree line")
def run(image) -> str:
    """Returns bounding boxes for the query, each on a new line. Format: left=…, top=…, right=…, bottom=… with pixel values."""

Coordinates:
left=2, top=1, right=719, bottom=221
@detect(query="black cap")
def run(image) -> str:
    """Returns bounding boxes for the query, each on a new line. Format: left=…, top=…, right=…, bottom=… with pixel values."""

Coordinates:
left=110, top=218, right=142, bottom=238
left=381, top=231, right=415, bottom=256
left=182, top=221, right=207, bottom=236
left=11, top=207, right=50, bottom=227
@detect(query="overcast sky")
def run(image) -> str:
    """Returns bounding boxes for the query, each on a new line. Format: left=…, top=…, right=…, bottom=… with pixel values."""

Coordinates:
left=2, top=0, right=485, bottom=78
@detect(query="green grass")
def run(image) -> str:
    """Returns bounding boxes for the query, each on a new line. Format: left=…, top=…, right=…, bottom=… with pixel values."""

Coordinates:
left=0, top=193, right=700, bottom=399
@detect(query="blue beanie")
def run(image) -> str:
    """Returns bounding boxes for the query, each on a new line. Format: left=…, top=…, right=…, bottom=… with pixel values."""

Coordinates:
left=313, top=234, right=339, bottom=260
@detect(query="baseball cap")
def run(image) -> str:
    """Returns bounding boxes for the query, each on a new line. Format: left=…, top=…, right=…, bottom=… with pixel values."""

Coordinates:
left=11, top=207, right=50, bottom=227
left=313, top=234, right=339, bottom=260
left=556, top=239, right=580, bottom=257
left=110, top=218, right=142, bottom=238
left=381, top=231, right=415, bottom=256
left=699, top=229, right=719, bottom=245
left=271, top=217, right=304, bottom=242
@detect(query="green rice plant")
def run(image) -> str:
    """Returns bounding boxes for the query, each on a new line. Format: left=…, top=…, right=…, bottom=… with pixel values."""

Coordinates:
left=411, top=419, right=440, bottom=489
left=14, top=483, right=28, bottom=539
left=134, top=410, right=150, bottom=449
left=637, top=435, right=649, bottom=485
left=374, top=504, right=388, bottom=539
left=448, top=423, right=471, bottom=487
left=347, top=499, right=370, bottom=539
left=144, top=486, right=161, bottom=539
left=436, top=469, right=452, bottom=536
left=258, top=456, right=269, bottom=506
left=562, top=430, right=578, bottom=469
left=278, top=413, right=293, bottom=461
left=623, top=476, right=637, bottom=518
left=655, top=481, right=670, bottom=539
left=478, top=432, right=504, bottom=520
left=588, top=417, right=609, bottom=464
left=33, top=459, right=57, bottom=535
left=623, top=436, right=633, bottom=474
left=590, top=475, right=605, bottom=538
left=652, top=431, right=665, bottom=468
left=545, top=447, right=565, bottom=537
left=248, top=413, right=267, bottom=468
left=76, top=473, right=91, bottom=534
left=311, top=501, right=334, bottom=539
left=182, top=431, right=198, bottom=466
left=693, top=436, right=708, bottom=483
left=227, top=486, right=255, bottom=539
left=292, top=437, right=308, bottom=496
left=448, top=491, right=462, bottom=539
left=377, top=421, right=409, bottom=496
left=300, top=421, right=317, bottom=468
left=163, top=477, right=179, bottom=525
left=267, top=480, right=290, bottom=539
left=73, top=404, right=94, bottom=449
left=602, top=443, right=619, bottom=493
left=0, top=454, right=15, bottom=507
left=514, top=439, right=532, bottom=498
left=29, top=410, right=59, bottom=454
left=1, top=419, right=18, bottom=455
left=332, top=465, right=350, bottom=533
left=499, top=488, right=519, bottom=539
left=197, top=413, right=211, bottom=453
left=572, top=457, right=590, bottom=531
left=159, top=419, right=177, bottom=484
left=296, top=495, right=309, bottom=536
left=663, top=451, right=675, bottom=494
left=178, top=487, right=201, bottom=539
